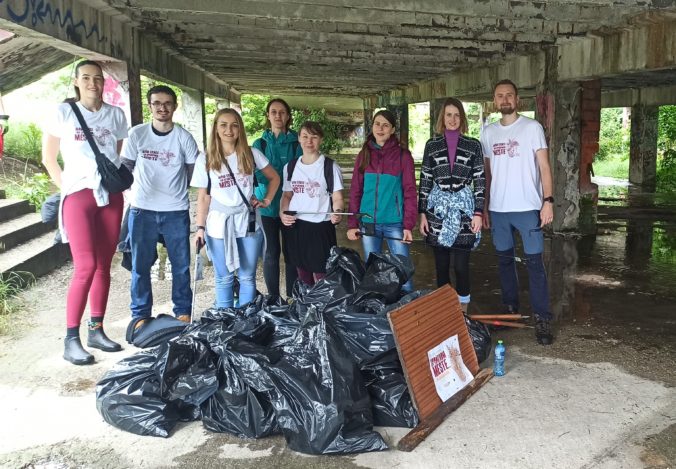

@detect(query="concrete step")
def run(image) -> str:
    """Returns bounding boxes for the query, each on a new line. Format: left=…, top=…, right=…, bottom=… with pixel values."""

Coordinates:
left=0, top=232, right=70, bottom=286
left=0, top=199, right=33, bottom=223
left=0, top=213, right=57, bottom=253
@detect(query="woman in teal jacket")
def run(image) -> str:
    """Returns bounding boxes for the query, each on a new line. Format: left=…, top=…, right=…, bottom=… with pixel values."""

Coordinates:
left=252, top=99, right=303, bottom=300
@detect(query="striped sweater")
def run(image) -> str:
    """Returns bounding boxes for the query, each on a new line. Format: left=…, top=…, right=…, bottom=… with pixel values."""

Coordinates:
left=418, top=134, right=486, bottom=248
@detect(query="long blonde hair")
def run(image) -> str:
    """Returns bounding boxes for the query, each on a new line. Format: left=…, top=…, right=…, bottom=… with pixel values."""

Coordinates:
left=206, top=108, right=254, bottom=174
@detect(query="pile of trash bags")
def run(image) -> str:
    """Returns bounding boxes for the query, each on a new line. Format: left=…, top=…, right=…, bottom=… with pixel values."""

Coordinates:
left=96, top=247, right=490, bottom=455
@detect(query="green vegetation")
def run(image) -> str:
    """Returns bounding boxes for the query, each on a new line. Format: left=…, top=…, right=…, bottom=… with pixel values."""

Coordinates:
left=2, top=122, right=42, bottom=165
left=4, top=173, right=52, bottom=211
left=0, top=272, right=34, bottom=335
left=241, top=94, right=348, bottom=154
left=594, top=106, right=676, bottom=192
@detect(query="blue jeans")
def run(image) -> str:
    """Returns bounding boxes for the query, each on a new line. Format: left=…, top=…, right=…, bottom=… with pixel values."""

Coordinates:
left=490, top=210, right=550, bottom=319
left=361, top=222, right=414, bottom=292
left=129, top=208, right=192, bottom=319
left=206, top=229, right=263, bottom=308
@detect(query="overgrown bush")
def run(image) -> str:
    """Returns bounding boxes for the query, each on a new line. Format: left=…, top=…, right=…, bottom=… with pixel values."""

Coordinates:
left=2, top=122, right=43, bottom=164
left=4, top=173, right=53, bottom=211
left=597, top=108, right=630, bottom=161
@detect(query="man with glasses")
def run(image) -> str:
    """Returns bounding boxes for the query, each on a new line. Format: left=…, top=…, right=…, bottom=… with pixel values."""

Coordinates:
left=121, top=85, right=199, bottom=326
left=480, top=79, right=554, bottom=345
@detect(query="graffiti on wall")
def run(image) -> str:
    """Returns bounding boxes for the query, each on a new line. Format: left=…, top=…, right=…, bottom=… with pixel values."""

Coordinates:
left=1, top=0, right=105, bottom=44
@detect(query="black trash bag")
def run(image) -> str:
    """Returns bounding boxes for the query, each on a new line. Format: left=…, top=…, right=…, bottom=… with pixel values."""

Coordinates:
left=464, top=315, right=492, bottom=364
left=293, top=247, right=365, bottom=318
left=330, top=309, right=419, bottom=429
left=192, top=308, right=275, bottom=355
left=331, top=310, right=395, bottom=365
left=201, top=343, right=280, bottom=438
left=96, top=348, right=181, bottom=438
left=238, top=305, right=388, bottom=455
left=154, top=336, right=219, bottom=408
left=352, top=252, right=415, bottom=305
left=361, top=349, right=419, bottom=428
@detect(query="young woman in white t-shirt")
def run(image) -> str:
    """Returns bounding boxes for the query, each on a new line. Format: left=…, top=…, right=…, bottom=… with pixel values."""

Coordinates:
left=41, top=60, right=129, bottom=365
left=280, top=121, right=344, bottom=286
left=192, top=108, right=280, bottom=308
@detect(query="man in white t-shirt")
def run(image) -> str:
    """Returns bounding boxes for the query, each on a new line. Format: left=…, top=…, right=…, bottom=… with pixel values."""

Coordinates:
left=121, top=85, right=199, bottom=324
left=480, top=79, right=555, bottom=345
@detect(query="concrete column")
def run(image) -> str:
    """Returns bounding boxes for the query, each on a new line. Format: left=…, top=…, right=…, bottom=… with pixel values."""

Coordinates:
left=126, top=63, right=143, bottom=126
left=181, top=88, right=206, bottom=151
left=536, top=47, right=584, bottom=233
left=537, top=82, right=584, bottom=233
left=387, top=104, right=409, bottom=150
left=629, top=104, right=659, bottom=191
left=363, top=104, right=374, bottom=136
left=429, top=98, right=445, bottom=137
left=577, top=80, right=601, bottom=235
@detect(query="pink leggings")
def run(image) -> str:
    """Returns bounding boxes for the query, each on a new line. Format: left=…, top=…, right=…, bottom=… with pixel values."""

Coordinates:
left=62, top=189, right=123, bottom=328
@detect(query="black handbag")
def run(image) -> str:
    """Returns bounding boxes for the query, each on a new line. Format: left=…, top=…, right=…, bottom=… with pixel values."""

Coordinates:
left=68, top=101, right=133, bottom=193
left=125, top=314, right=187, bottom=348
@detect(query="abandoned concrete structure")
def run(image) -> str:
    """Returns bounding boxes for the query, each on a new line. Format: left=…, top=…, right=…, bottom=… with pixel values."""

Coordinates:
left=1, top=1, right=675, bottom=234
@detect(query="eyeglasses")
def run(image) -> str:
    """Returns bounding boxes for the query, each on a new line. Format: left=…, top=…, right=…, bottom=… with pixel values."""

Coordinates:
left=150, top=102, right=175, bottom=110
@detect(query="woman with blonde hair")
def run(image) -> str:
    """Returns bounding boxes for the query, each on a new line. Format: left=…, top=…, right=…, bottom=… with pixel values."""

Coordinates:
left=191, top=108, right=280, bottom=308
left=418, top=98, right=485, bottom=313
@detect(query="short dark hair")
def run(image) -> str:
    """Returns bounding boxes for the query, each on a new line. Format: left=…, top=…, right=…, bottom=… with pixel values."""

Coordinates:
left=265, top=98, right=293, bottom=131
left=493, top=79, right=518, bottom=96
left=299, top=121, right=324, bottom=138
left=147, top=85, right=177, bottom=103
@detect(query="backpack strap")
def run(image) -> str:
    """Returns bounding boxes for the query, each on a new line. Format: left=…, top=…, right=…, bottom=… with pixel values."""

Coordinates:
left=323, top=157, right=334, bottom=195
left=286, top=157, right=299, bottom=182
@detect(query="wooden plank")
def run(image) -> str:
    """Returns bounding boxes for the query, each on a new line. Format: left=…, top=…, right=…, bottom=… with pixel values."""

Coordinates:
left=397, top=368, right=494, bottom=452
left=387, top=284, right=480, bottom=420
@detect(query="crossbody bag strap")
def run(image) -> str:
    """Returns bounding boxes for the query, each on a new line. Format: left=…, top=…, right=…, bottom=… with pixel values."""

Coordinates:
left=222, top=157, right=253, bottom=210
left=68, top=101, right=103, bottom=158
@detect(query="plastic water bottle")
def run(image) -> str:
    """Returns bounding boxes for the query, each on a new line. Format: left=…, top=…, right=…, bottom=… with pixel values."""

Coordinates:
left=494, top=340, right=505, bottom=376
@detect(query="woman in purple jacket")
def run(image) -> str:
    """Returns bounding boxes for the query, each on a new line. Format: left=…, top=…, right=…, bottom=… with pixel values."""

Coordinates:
left=347, top=110, right=417, bottom=292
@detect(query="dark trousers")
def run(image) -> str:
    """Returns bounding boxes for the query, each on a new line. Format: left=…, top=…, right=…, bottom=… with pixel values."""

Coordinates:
left=433, top=246, right=471, bottom=297
left=261, top=215, right=297, bottom=298
left=497, top=248, right=551, bottom=320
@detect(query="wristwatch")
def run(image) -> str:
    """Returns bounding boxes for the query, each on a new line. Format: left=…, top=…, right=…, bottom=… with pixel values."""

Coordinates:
left=543, top=196, right=554, bottom=203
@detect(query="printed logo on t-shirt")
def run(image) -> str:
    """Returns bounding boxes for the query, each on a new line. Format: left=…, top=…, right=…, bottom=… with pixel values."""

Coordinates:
left=75, top=127, right=113, bottom=146
left=292, top=179, right=321, bottom=197
left=492, top=139, right=520, bottom=158
left=141, top=149, right=176, bottom=166
left=217, top=173, right=250, bottom=189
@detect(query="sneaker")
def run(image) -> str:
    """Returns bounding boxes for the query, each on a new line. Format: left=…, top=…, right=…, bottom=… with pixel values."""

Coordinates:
left=535, top=316, right=554, bottom=345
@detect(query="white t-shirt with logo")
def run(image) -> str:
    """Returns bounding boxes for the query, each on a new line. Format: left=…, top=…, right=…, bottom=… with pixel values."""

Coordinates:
left=42, top=101, right=128, bottom=197
left=122, top=123, right=199, bottom=211
left=282, top=155, right=344, bottom=223
left=480, top=115, right=548, bottom=212
left=190, top=149, right=270, bottom=238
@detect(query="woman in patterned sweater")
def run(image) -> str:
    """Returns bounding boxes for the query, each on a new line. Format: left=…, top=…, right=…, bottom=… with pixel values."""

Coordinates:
left=418, top=98, right=485, bottom=313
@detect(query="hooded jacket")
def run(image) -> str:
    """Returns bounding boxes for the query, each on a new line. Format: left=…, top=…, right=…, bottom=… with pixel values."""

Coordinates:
left=348, top=135, right=417, bottom=231
left=253, top=128, right=302, bottom=217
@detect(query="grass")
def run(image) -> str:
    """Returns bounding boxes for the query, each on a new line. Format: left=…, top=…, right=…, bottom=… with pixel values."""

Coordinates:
left=593, top=157, right=629, bottom=179
left=0, top=272, right=35, bottom=335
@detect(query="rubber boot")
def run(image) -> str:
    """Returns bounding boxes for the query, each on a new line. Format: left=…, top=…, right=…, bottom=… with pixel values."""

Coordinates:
left=87, top=322, right=122, bottom=352
left=63, top=336, right=94, bottom=365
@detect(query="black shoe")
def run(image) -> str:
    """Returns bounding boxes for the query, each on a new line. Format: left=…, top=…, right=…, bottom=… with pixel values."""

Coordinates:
left=535, top=316, right=554, bottom=345
left=87, top=323, right=122, bottom=352
left=504, top=304, right=519, bottom=314
left=64, top=337, right=95, bottom=365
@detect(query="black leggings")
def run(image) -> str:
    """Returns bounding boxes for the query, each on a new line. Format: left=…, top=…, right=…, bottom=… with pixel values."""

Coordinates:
left=261, top=216, right=297, bottom=298
left=433, top=246, right=471, bottom=297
